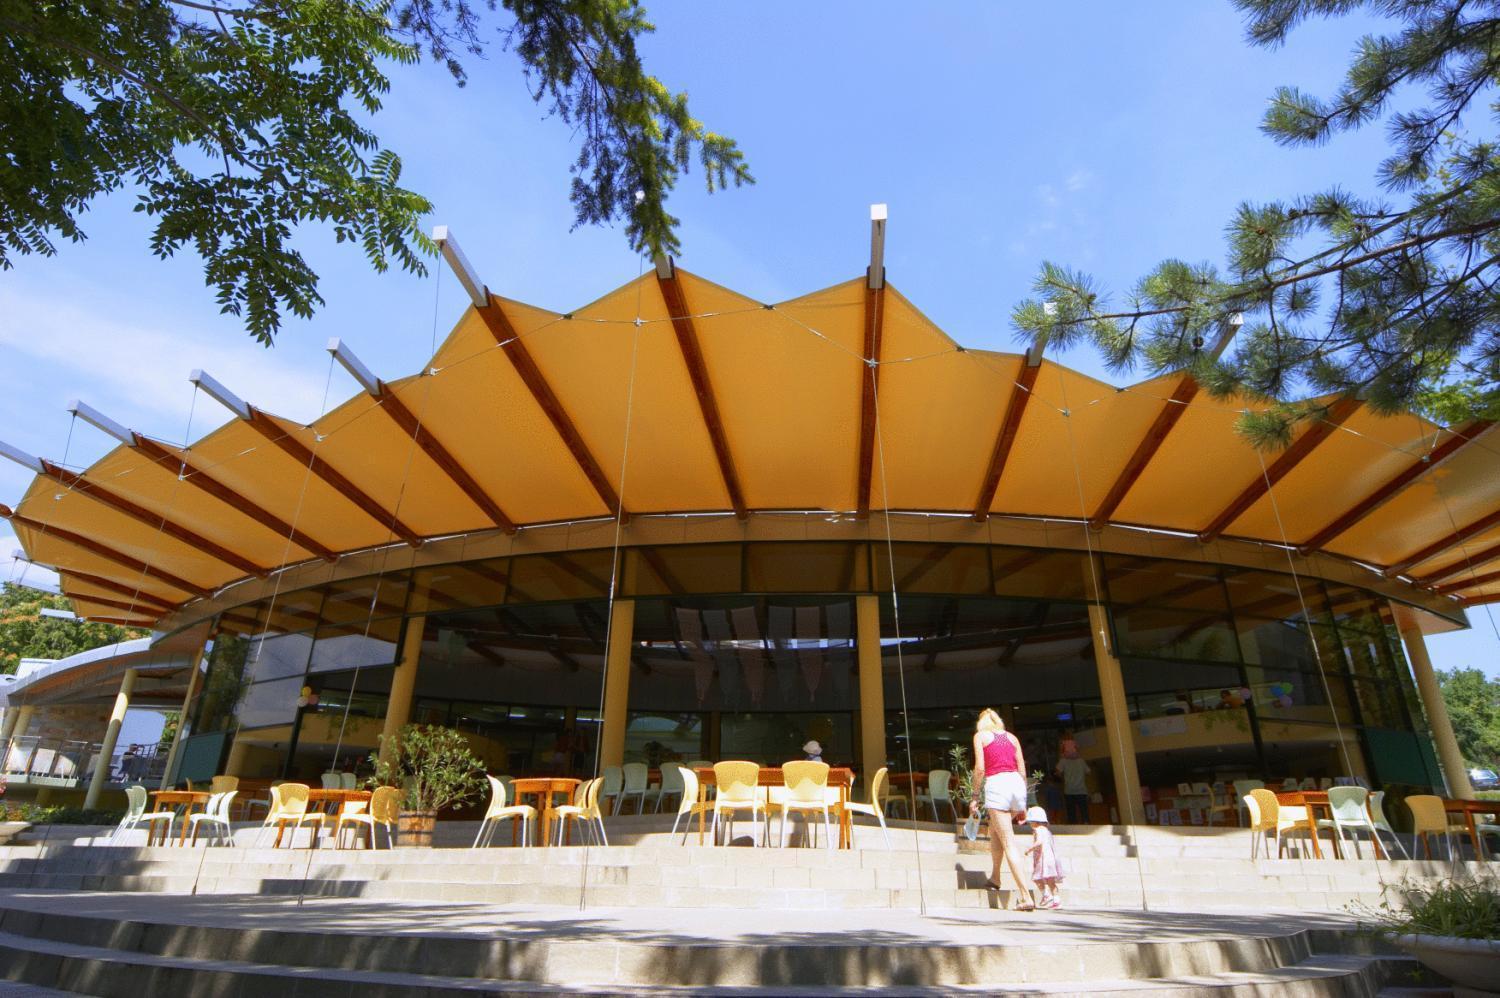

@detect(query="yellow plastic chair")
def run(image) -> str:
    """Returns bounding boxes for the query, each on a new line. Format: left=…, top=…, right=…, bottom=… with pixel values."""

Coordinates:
left=473, top=774, right=537, bottom=847
left=712, top=761, right=766, bottom=846
left=258, top=782, right=321, bottom=848
left=1407, top=794, right=1465, bottom=859
left=552, top=777, right=607, bottom=845
left=209, top=775, right=239, bottom=794
left=778, top=761, right=834, bottom=849
left=843, top=766, right=893, bottom=849
left=1249, top=788, right=1320, bottom=858
left=670, top=765, right=713, bottom=844
left=336, top=786, right=401, bottom=849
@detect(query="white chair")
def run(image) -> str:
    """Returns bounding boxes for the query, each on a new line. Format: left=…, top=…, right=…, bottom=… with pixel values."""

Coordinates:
left=616, top=763, right=649, bottom=815
left=112, top=785, right=176, bottom=844
left=880, top=775, right=909, bottom=818
left=711, top=761, right=765, bottom=846
left=654, top=763, right=685, bottom=813
left=778, top=762, right=835, bottom=849
left=188, top=791, right=237, bottom=847
left=598, top=766, right=624, bottom=815
left=473, top=774, right=537, bottom=847
left=1367, top=791, right=1410, bottom=859
left=320, top=772, right=342, bottom=790
left=1477, top=814, right=1500, bottom=861
left=340, top=772, right=357, bottom=790
left=1231, top=779, right=1264, bottom=827
left=1316, top=786, right=1382, bottom=859
left=670, top=765, right=712, bottom=843
left=916, top=770, right=958, bottom=824
left=1318, top=777, right=1334, bottom=790
left=842, top=766, right=892, bottom=849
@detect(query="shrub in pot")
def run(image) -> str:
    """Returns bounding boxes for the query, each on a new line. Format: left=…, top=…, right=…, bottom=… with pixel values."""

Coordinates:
left=369, top=724, right=484, bottom=847
left=1366, top=878, right=1500, bottom=996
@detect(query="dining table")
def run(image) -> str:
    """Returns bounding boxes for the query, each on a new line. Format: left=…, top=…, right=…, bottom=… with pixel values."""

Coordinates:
left=693, top=766, right=856, bottom=848
left=147, top=789, right=211, bottom=847
left=1441, top=798, right=1498, bottom=857
left=508, top=777, right=581, bottom=847
left=1275, top=789, right=1387, bottom=859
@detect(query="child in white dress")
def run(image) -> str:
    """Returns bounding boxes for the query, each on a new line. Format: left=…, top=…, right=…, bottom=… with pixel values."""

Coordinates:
left=1024, top=805, right=1064, bottom=909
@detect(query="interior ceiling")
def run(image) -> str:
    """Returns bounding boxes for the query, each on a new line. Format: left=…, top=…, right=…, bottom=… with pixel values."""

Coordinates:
left=7, top=269, right=1497, bottom=627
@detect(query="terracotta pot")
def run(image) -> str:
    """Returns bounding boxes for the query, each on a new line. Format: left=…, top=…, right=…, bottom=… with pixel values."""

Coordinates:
left=398, top=810, right=437, bottom=848
left=1398, top=934, right=1500, bottom=996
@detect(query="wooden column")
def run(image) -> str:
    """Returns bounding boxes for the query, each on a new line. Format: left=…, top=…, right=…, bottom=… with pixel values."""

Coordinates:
left=599, top=599, right=635, bottom=769
left=1086, top=601, right=1145, bottom=824
left=856, top=595, right=887, bottom=785
left=380, top=614, right=427, bottom=763
left=1391, top=602, right=1474, bottom=798
left=85, top=667, right=137, bottom=810
left=158, top=642, right=209, bottom=788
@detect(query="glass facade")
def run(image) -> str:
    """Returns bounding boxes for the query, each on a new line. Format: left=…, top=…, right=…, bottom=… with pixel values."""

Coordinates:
left=185, top=540, right=1444, bottom=817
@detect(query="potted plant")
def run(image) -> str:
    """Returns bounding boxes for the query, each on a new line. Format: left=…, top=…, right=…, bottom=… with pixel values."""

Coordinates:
left=1364, top=878, right=1500, bottom=995
left=368, top=724, right=484, bottom=847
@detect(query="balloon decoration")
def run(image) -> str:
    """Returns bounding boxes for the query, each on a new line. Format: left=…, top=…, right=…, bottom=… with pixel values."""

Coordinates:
left=296, top=685, right=320, bottom=709
left=1267, top=681, right=1294, bottom=708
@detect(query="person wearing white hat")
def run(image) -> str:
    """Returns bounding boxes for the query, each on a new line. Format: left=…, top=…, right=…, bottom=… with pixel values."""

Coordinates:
left=801, top=740, right=823, bottom=763
left=1023, top=805, right=1064, bottom=909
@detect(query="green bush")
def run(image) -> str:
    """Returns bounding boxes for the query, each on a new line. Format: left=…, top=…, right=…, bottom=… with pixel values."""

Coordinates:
left=3, top=803, right=124, bottom=825
left=1365, top=879, right=1500, bottom=941
left=368, top=723, right=484, bottom=813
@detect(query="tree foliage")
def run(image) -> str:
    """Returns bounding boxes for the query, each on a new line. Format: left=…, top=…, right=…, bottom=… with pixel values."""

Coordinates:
left=1439, top=665, right=1500, bottom=767
left=1, top=0, right=750, bottom=345
left=1013, top=0, right=1500, bottom=446
left=0, top=582, right=147, bottom=675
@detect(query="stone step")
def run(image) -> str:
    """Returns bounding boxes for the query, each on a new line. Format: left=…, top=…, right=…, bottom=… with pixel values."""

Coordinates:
left=0, top=893, right=1414, bottom=993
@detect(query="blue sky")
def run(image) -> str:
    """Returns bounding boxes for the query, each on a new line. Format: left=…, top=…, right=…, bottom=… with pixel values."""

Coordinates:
left=2, top=1, right=1497, bottom=683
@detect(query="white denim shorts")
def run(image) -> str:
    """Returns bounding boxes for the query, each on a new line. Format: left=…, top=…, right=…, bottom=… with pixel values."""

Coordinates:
left=984, top=771, right=1027, bottom=813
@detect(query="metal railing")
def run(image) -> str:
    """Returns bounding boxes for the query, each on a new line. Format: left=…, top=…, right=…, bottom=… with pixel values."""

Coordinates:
left=1, top=736, right=103, bottom=787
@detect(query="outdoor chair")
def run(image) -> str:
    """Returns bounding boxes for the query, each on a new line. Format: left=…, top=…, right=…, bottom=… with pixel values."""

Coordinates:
left=1318, top=778, right=1334, bottom=790
left=880, top=776, right=909, bottom=819
left=777, top=761, right=834, bottom=849
left=1477, top=813, right=1499, bottom=861
left=340, top=772, right=357, bottom=790
left=916, top=769, right=958, bottom=824
left=553, top=777, right=607, bottom=846
left=670, top=765, right=713, bottom=843
left=1248, top=788, right=1319, bottom=858
left=686, top=760, right=715, bottom=799
left=1231, top=779, right=1264, bottom=827
left=336, top=786, right=401, bottom=849
left=1407, top=794, right=1464, bottom=859
left=320, top=772, right=342, bottom=790
left=616, top=762, right=650, bottom=815
left=1315, top=786, right=1382, bottom=859
left=654, top=762, right=685, bottom=813
left=189, top=791, right=237, bottom=847
left=711, top=761, right=766, bottom=846
left=209, top=775, right=238, bottom=794
left=112, top=785, right=175, bottom=845
left=1367, top=791, right=1410, bottom=859
left=257, top=782, right=321, bottom=848
left=474, top=774, right=537, bottom=848
left=598, top=766, right=624, bottom=815
left=841, top=765, right=892, bottom=849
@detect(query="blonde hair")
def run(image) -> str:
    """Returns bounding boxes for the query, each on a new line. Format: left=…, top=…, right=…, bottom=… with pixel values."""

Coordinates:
left=976, top=708, right=1005, bottom=734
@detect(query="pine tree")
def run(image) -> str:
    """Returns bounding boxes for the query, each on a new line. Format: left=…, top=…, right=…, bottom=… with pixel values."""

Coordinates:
left=0, top=0, right=751, bottom=345
left=1013, top=0, right=1500, bottom=447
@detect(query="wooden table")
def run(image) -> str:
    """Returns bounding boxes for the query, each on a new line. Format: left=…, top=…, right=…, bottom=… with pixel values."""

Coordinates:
left=148, top=790, right=210, bottom=847
left=884, top=771, right=927, bottom=817
left=1275, top=790, right=1389, bottom=859
left=1443, top=798, right=1498, bottom=857
left=509, top=777, right=581, bottom=847
left=694, top=766, right=855, bottom=848
left=270, top=788, right=373, bottom=847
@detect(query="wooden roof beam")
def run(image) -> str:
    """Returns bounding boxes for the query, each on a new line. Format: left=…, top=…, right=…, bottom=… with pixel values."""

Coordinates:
left=11, top=556, right=180, bottom=614
left=1197, top=397, right=1363, bottom=544
left=69, top=593, right=169, bottom=619
left=1385, top=505, right=1500, bottom=579
left=973, top=344, right=1045, bottom=521
left=68, top=400, right=340, bottom=563
left=1090, top=373, right=1200, bottom=529
left=0, top=503, right=212, bottom=599
left=1297, top=419, right=1497, bottom=555
left=1, top=437, right=269, bottom=578
left=327, top=339, right=517, bottom=534
left=654, top=257, right=747, bottom=519
left=1433, top=568, right=1500, bottom=595
left=856, top=204, right=888, bottom=521
left=435, top=225, right=625, bottom=520
left=189, top=370, right=424, bottom=548
left=1413, top=541, right=1500, bottom=588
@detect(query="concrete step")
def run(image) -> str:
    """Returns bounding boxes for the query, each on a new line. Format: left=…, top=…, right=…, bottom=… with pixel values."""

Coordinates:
left=0, top=892, right=1415, bottom=993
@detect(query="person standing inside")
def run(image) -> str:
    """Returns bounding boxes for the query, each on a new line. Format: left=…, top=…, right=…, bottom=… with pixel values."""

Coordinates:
left=969, top=708, right=1037, bottom=911
left=1055, top=753, right=1090, bottom=825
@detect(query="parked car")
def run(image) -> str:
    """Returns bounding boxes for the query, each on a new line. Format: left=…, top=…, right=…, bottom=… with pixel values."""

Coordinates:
left=1468, top=767, right=1499, bottom=791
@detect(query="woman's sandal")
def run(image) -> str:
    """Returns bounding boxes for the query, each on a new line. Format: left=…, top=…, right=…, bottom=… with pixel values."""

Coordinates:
left=1012, top=901, right=1037, bottom=912
left=982, top=880, right=1002, bottom=890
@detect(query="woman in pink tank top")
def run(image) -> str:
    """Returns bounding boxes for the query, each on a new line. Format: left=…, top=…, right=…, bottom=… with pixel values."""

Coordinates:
left=970, top=708, right=1037, bottom=910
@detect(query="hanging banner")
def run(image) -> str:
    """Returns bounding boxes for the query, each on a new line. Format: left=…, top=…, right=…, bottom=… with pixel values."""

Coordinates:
left=703, top=610, right=741, bottom=703
left=795, top=605, right=822, bottom=700
left=730, top=606, right=766, bottom=706
left=674, top=608, right=715, bottom=705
